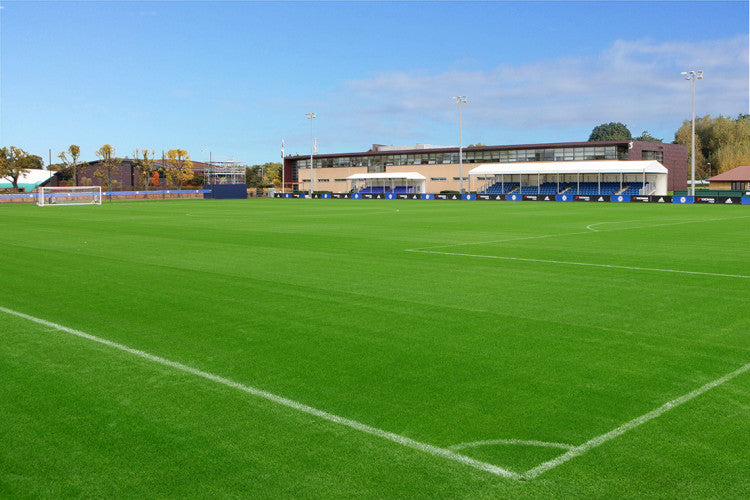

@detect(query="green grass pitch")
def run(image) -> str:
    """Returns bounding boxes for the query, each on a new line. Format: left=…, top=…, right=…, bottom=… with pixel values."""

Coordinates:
left=1, top=198, right=749, bottom=497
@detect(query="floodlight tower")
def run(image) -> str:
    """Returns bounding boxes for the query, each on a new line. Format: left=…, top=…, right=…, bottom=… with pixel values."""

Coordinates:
left=681, top=70, right=703, bottom=196
left=281, top=139, right=285, bottom=194
left=306, top=113, right=316, bottom=197
left=452, top=96, right=468, bottom=194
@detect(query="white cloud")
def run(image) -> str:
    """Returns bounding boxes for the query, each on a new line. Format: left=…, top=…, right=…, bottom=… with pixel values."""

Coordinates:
left=326, top=36, right=748, bottom=144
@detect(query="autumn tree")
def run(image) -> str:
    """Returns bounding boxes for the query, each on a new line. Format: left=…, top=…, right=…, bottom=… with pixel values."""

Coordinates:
left=95, top=144, right=120, bottom=199
left=674, top=114, right=750, bottom=176
left=165, top=149, right=194, bottom=190
left=588, top=122, right=632, bottom=141
left=0, top=146, right=39, bottom=192
left=133, top=148, right=155, bottom=188
left=264, top=162, right=281, bottom=187
left=246, top=162, right=281, bottom=188
left=58, top=145, right=82, bottom=186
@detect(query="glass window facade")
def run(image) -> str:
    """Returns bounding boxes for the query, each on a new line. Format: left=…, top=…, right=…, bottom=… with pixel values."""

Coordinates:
left=290, top=145, right=630, bottom=172
left=641, top=150, right=664, bottom=162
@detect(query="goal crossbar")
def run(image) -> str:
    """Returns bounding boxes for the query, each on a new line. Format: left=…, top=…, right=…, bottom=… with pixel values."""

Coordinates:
left=37, top=186, right=102, bottom=206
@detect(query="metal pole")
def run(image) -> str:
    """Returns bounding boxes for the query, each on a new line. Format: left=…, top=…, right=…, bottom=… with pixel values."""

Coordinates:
left=690, top=76, right=696, bottom=197
left=306, top=113, right=316, bottom=197
left=162, top=150, right=166, bottom=199
left=682, top=70, right=702, bottom=196
left=281, top=139, right=285, bottom=195
left=453, top=96, right=467, bottom=194
left=107, top=149, right=112, bottom=202
left=459, top=101, right=463, bottom=194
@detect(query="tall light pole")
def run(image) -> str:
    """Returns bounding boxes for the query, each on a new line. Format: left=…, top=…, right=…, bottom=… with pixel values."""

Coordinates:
left=281, top=139, right=285, bottom=194
left=306, top=113, right=316, bottom=196
left=682, top=70, right=703, bottom=196
left=452, top=96, right=467, bottom=194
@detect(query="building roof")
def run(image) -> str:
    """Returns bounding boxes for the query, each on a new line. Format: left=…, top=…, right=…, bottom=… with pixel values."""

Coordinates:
left=707, top=165, right=750, bottom=182
left=467, top=160, right=667, bottom=176
left=0, top=168, right=54, bottom=191
left=285, top=140, right=678, bottom=160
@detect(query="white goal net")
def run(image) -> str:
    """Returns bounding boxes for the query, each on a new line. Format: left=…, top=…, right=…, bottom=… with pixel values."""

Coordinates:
left=37, top=186, right=102, bottom=206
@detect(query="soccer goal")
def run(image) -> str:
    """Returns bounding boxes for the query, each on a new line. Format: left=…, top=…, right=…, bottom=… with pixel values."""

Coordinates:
left=37, top=186, right=102, bottom=206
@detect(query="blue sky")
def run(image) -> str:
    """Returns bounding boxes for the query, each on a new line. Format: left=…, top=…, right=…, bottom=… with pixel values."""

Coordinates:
left=1, top=1, right=748, bottom=165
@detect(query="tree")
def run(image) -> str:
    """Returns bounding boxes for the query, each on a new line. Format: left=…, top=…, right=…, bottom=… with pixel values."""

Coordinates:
left=133, top=149, right=155, bottom=189
left=245, top=166, right=263, bottom=189
left=95, top=144, right=120, bottom=198
left=263, top=162, right=282, bottom=187
left=165, top=149, right=194, bottom=189
left=674, top=124, right=707, bottom=177
left=634, top=131, right=662, bottom=143
left=467, top=142, right=487, bottom=147
left=244, top=162, right=282, bottom=189
left=588, top=122, right=632, bottom=141
left=674, top=114, right=750, bottom=176
left=58, top=145, right=82, bottom=186
left=0, top=146, right=39, bottom=192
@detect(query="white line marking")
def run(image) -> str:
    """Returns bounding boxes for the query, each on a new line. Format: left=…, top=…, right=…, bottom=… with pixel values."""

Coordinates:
left=408, top=231, right=590, bottom=252
left=406, top=249, right=750, bottom=279
left=449, top=439, right=575, bottom=451
left=523, top=361, right=750, bottom=480
left=408, top=215, right=750, bottom=252
left=0, top=306, right=520, bottom=480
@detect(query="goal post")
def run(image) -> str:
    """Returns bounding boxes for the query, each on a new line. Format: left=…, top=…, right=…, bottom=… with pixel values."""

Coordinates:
left=37, top=186, right=102, bottom=206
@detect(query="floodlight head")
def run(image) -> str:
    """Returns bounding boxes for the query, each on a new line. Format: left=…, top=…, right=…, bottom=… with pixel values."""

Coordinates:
left=306, top=112, right=316, bottom=119
left=452, top=96, right=467, bottom=103
left=696, top=70, right=703, bottom=79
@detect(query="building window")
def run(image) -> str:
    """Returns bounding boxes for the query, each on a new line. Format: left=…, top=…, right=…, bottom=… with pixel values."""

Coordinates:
left=318, top=178, right=329, bottom=182
left=732, top=181, right=746, bottom=190
left=334, top=178, right=348, bottom=182
left=430, top=177, right=447, bottom=181
left=452, top=177, right=469, bottom=181
left=642, top=150, right=664, bottom=162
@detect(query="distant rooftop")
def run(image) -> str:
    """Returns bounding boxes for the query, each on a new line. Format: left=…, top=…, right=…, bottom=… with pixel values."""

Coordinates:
left=708, top=165, right=750, bottom=182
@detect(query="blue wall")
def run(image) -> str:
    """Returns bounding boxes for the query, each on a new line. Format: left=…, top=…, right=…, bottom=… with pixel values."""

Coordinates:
left=205, top=184, right=248, bottom=199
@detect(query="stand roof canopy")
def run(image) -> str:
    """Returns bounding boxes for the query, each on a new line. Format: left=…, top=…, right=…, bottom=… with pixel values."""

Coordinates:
left=468, top=160, right=667, bottom=176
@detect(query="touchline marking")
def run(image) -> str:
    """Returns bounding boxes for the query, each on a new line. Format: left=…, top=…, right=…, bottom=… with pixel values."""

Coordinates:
left=406, top=249, right=750, bottom=280
left=522, top=361, right=750, bottom=480
left=449, top=439, right=575, bottom=451
left=0, top=306, right=520, bottom=481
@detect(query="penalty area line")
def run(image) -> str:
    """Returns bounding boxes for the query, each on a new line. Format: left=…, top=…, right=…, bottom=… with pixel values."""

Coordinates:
left=0, top=306, right=520, bottom=481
